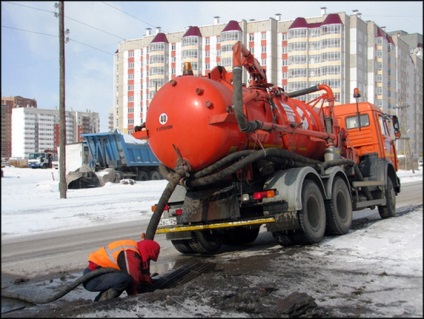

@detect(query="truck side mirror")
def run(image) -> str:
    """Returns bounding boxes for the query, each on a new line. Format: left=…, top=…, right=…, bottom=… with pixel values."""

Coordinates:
left=392, top=115, right=401, bottom=139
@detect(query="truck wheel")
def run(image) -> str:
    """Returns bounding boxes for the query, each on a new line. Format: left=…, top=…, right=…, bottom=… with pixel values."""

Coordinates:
left=325, top=177, right=352, bottom=235
left=293, top=179, right=326, bottom=245
left=272, top=231, right=297, bottom=247
left=378, top=177, right=396, bottom=219
left=138, top=171, right=149, bottom=181
left=189, top=230, right=223, bottom=254
left=171, top=240, right=195, bottom=254
left=149, top=171, right=162, bottom=180
left=223, top=227, right=260, bottom=245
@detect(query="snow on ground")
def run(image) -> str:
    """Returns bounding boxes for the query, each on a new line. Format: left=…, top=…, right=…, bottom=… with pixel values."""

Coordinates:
left=1, top=165, right=422, bottom=238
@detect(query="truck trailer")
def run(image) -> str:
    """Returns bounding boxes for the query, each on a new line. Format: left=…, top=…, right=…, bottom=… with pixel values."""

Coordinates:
left=82, top=130, right=162, bottom=181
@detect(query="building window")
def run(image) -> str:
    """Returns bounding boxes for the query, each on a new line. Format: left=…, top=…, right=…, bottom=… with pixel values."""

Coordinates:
left=221, top=31, right=241, bottom=42
left=182, top=36, right=199, bottom=46
left=150, top=43, right=165, bottom=52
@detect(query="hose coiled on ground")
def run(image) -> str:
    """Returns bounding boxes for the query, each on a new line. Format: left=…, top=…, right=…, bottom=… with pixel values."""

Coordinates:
left=1, top=267, right=119, bottom=305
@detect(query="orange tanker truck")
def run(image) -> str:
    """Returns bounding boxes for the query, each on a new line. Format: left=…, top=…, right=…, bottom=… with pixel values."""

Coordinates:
left=133, top=41, right=401, bottom=254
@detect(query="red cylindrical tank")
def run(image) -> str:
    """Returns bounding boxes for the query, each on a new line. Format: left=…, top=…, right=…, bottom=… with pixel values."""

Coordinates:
left=146, top=74, right=327, bottom=172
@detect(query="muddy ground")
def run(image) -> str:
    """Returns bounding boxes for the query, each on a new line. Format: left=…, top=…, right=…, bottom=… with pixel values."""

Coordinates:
left=2, top=240, right=421, bottom=318
left=1, top=250, right=356, bottom=318
left=2, top=207, right=423, bottom=318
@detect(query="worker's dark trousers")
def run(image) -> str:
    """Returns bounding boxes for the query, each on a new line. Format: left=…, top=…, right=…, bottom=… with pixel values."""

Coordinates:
left=82, top=268, right=133, bottom=296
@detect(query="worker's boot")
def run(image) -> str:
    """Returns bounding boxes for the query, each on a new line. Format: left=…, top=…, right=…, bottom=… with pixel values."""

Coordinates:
left=96, top=288, right=120, bottom=302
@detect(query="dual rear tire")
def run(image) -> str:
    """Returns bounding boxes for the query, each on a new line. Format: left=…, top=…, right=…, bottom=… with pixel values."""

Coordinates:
left=274, top=177, right=352, bottom=247
left=172, top=177, right=354, bottom=252
left=171, top=227, right=260, bottom=255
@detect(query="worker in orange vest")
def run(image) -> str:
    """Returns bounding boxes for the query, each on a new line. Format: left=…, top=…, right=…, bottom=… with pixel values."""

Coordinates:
left=82, top=233, right=160, bottom=301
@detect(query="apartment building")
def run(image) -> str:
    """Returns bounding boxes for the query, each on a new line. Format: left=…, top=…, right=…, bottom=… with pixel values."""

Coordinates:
left=113, top=9, right=423, bottom=159
left=1, top=96, right=37, bottom=160
left=10, top=107, right=99, bottom=159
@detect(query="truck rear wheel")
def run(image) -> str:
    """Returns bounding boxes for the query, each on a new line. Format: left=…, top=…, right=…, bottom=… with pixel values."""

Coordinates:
left=293, top=179, right=326, bottom=245
left=138, top=171, right=149, bottom=181
left=149, top=170, right=162, bottom=180
left=325, top=177, right=352, bottom=235
left=189, top=230, right=223, bottom=254
left=171, top=240, right=195, bottom=254
left=223, top=226, right=260, bottom=245
left=272, top=230, right=297, bottom=247
left=378, top=177, right=396, bottom=219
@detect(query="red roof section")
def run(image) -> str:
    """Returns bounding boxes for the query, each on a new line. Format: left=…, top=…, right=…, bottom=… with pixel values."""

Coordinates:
left=289, top=14, right=343, bottom=29
left=151, top=33, right=169, bottom=43
left=376, top=28, right=395, bottom=45
left=183, top=26, right=202, bottom=37
left=222, top=20, right=242, bottom=32
left=323, top=14, right=342, bottom=25
left=290, top=17, right=308, bottom=28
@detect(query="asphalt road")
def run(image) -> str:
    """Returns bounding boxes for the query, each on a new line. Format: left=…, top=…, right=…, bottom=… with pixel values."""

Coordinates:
left=1, top=181, right=422, bottom=280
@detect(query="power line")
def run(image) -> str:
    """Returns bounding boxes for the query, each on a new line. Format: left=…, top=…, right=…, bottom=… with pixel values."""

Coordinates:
left=68, top=38, right=113, bottom=55
left=64, top=16, right=127, bottom=41
left=101, top=1, right=157, bottom=29
left=4, top=1, right=126, bottom=42
left=2, top=25, right=57, bottom=38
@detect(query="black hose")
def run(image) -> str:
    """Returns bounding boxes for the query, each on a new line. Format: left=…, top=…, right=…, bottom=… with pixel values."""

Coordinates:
left=232, top=66, right=262, bottom=133
left=158, top=163, right=175, bottom=181
left=193, top=150, right=255, bottom=179
left=1, top=267, right=119, bottom=305
left=188, top=148, right=321, bottom=188
left=144, top=167, right=188, bottom=240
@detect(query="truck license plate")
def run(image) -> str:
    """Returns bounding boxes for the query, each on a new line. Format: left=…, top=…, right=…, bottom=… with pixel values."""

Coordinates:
left=158, top=217, right=177, bottom=227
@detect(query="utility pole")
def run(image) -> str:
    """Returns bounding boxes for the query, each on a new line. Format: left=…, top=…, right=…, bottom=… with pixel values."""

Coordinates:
left=58, top=1, right=67, bottom=198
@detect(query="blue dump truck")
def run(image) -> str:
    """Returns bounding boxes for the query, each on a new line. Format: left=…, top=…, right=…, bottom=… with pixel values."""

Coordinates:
left=81, top=130, right=162, bottom=182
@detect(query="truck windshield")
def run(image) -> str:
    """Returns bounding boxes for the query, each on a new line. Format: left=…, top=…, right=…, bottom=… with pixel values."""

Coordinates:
left=28, top=153, right=42, bottom=159
left=346, top=114, right=370, bottom=129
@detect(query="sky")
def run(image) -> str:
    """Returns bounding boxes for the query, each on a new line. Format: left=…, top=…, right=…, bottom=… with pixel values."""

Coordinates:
left=1, top=1, right=423, bottom=131
left=1, top=164, right=422, bottom=317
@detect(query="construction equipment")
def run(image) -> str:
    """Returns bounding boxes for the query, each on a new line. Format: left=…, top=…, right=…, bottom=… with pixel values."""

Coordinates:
left=82, top=130, right=162, bottom=181
left=133, top=41, right=401, bottom=254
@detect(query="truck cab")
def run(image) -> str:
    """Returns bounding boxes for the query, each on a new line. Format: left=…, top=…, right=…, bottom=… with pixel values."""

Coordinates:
left=333, top=102, right=399, bottom=172
left=28, top=152, right=51, bottom=169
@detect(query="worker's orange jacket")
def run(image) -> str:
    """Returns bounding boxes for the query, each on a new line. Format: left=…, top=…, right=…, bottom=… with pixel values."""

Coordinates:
left=87, top=239, right=160, bottom=295
left=88, top=239, right=139, bottom=270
